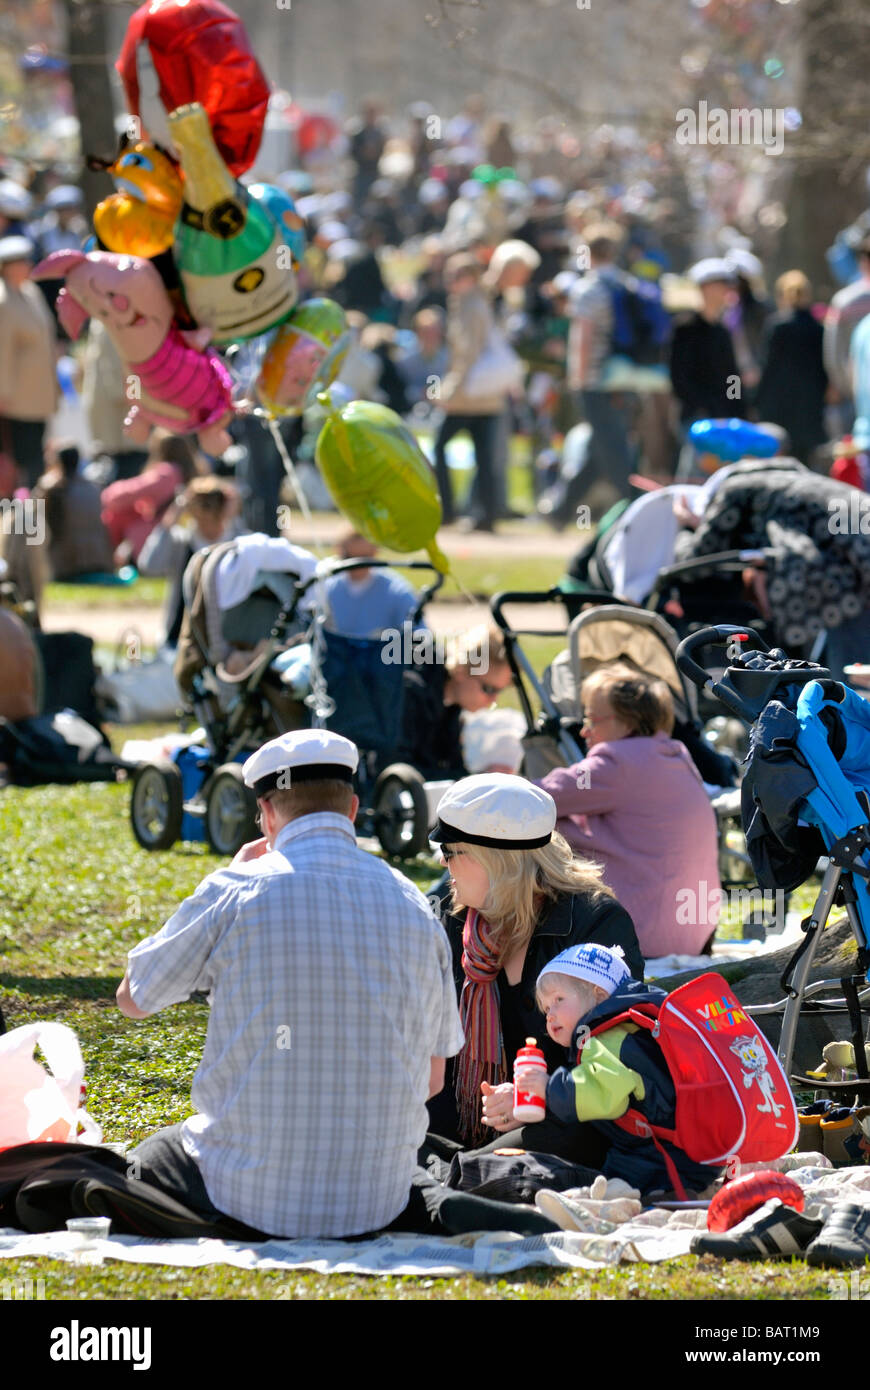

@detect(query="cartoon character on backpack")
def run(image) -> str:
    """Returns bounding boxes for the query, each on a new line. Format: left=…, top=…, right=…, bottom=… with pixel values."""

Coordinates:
left=729, top=1034, right=785, bottom=1119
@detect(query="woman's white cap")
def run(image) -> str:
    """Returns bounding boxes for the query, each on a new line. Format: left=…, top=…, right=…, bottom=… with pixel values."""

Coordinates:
left=432, top=773, right=556, bottom=848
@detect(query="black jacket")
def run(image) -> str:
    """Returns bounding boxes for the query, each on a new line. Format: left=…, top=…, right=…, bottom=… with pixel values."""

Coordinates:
left=755, top=308, right=827, bottom=458
left=394, top=662, right=466, bottom=779
left=441, top=888, right=644, bottom=1073
left=669, top=311, right=744, bottom=423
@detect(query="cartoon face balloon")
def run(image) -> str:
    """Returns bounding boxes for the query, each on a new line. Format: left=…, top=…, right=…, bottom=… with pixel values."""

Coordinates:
left=92, top=139, right=183, bottom=258
left=256, top=299, right=348, bottom=417
left=30, top=249, right=234, bottom=455
left=169, top=103, right=298, bottom=344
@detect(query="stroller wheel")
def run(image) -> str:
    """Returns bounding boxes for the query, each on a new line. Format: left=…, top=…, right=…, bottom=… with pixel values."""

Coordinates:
left=130, top=760, right=184, bottom=851
left=373, top=763, right=430, bottom=859
left=205, top=764, right=258, bottom=857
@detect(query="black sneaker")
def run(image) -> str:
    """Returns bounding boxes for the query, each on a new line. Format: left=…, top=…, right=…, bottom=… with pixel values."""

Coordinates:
left=691, top=1199, right=825, bottom=1261
left=806, top=1201, right=870, bottom=1268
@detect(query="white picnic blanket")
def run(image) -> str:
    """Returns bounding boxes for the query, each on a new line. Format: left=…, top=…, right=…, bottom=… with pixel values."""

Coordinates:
left=0, top=1223, right=697, bottom=1276
left=1, top=1155, right=867, bottom=1277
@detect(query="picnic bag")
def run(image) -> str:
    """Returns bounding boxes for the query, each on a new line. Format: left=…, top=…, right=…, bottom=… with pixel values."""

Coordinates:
left=587, top=971, right=798, bottom=1197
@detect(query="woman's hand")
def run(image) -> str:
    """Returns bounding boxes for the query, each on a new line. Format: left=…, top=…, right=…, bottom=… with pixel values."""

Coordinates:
left=481, top=1080, right=516, bottom=1131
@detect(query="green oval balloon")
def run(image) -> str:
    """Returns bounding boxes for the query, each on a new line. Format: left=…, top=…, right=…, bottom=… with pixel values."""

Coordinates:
left=315, top=397, right=448, bottom=573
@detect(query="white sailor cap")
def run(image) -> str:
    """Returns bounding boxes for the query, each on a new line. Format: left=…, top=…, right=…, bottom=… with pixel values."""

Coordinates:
left=431, top=774, right=556, bottom=850
left=0, top=235, right=34, bottom=265
left=688, top=257, right=735, bottom=285
left=242, top=729, right=359, bottom=798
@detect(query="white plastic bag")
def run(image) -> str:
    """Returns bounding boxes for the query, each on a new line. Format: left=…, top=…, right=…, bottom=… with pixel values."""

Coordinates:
left=0, top=1022, right=102, bottom=1147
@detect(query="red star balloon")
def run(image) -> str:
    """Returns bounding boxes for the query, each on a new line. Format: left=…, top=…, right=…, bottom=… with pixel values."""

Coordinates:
left=117, top=0, right=270, bottom=178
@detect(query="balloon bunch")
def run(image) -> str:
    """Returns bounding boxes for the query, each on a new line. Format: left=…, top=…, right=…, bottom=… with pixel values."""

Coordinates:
left=31, top=0, right=447, bottom=570
left=30, top=0, right=347, bottom=452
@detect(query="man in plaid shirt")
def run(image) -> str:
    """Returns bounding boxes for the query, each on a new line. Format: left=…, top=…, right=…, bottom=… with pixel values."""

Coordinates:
left=117, top=730, right=464, bottom=1239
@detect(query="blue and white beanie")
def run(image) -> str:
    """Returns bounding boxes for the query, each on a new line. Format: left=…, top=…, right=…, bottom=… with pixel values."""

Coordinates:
left=537, top=943, right=631, bottom=995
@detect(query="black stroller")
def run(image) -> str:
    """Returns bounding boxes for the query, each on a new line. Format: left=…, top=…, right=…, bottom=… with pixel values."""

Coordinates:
left=676, top=624, right=870, bottom=1089
left=130, top=539, right=445, bottom=859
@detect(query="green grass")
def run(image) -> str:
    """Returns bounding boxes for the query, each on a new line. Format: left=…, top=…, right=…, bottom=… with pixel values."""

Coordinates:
left=45, top=578, right=168, bottom=610
left=0, top=762, right=841, bottom=1301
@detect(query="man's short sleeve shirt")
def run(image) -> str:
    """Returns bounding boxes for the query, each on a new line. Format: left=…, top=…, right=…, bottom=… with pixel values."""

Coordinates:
left=127, top=814, right=464, bottom=1237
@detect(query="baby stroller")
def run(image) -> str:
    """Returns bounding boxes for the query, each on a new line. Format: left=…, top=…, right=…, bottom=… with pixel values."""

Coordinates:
left=676, top=624, right=870, bottom=1087
left=130, top=535, right=318, bottom=855
left=489, top=586, right=758, bottom=913
left=130, top=538, right=445, bottom=859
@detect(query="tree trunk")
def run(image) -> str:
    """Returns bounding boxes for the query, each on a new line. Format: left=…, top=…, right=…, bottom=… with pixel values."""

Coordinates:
left=777, top=0, right=870, bottom=296
left=64, top=0, right=117, bottom=220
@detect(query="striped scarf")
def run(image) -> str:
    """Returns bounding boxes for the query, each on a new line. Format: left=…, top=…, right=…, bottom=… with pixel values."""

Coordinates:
left=455, top=907, right=507, bottom=1146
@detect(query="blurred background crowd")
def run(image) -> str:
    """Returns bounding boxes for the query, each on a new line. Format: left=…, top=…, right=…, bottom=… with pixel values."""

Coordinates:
left=2, top=0, right=870, bottom=589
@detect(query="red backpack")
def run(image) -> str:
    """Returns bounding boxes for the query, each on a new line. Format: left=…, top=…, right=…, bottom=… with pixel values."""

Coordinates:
left=587, top=972, right=798, bottom=1199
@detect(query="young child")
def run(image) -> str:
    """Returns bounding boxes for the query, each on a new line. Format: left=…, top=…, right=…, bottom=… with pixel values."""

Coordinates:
left=522, top=943, right=723, bottom=1198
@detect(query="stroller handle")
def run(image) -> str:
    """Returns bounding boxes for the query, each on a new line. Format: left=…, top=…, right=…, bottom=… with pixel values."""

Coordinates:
left=675, top=624, right=769, bottom=718
left=490, top=587, right=635, bottom=633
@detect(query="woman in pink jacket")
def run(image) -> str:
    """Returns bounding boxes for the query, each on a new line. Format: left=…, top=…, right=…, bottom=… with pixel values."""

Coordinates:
left=536, top=665, right=722, bottom=959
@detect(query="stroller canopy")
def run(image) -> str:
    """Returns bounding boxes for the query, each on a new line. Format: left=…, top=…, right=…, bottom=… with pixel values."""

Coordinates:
left=545, top=605, right=699, bottom=728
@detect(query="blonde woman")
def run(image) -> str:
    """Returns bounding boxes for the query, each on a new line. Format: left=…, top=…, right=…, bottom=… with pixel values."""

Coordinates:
left=429, top=774, right=642, bottom=1150
left=755, top=269, right=827, bottom=464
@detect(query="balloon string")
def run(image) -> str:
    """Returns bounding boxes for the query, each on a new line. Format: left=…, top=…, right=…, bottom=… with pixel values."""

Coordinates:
left=438, top=557, right=489, bottom=615
left=260, top=412, right=329, bottom=556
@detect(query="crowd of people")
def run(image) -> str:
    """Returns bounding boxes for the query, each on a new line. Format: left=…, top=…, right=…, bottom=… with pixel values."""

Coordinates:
left=3, top=95, right=870, bottom=562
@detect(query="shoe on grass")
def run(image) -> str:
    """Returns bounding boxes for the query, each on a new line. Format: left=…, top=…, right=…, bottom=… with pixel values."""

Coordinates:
left=690, top=1199, right=825, bottom=1261
left=806, top=1201, right=870, bottom=1268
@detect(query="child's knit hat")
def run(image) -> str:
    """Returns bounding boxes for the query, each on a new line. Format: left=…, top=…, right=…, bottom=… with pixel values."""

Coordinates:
left=537, top=943, right=631, bottom=995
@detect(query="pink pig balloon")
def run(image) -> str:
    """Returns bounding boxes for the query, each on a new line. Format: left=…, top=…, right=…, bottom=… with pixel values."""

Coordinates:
left=30, top=249, right=234, bottom=455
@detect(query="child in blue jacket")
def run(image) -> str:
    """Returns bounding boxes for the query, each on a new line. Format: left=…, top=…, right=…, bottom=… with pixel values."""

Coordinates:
left=523, top=943, right=721, bottom=1198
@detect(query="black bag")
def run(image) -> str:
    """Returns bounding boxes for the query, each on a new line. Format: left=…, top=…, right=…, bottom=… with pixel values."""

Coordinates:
left=0, top=711, right=125, bottom=787
left=741, top=699, right=826, bottom=891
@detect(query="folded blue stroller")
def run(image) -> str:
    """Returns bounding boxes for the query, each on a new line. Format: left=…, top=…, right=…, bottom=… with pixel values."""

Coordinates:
left=677, top=624, right=870, bottom=1088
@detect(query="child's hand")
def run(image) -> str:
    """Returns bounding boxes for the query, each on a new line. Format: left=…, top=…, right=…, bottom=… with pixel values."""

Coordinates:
left=481, top=1081, right=515, bottom=1131
left=514, top=1065, right=547, bottom=1100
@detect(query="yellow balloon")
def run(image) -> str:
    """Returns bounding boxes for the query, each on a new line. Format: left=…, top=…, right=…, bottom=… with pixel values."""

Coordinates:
left=314, top=396, right=448, bottom=573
